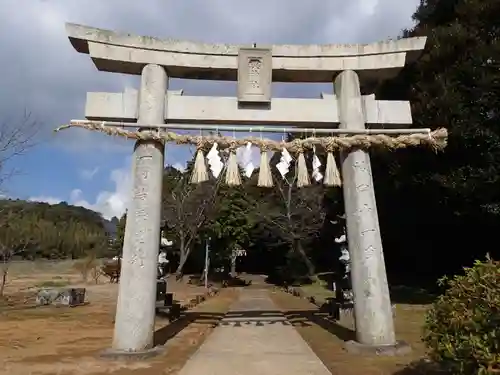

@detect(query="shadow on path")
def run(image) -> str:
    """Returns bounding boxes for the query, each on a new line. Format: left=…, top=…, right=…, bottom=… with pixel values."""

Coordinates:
left=153, top=307, right=356, bottom=346
left=284, top=309, right=356, bottom=342
left=154, top=310, right=225, bottom=346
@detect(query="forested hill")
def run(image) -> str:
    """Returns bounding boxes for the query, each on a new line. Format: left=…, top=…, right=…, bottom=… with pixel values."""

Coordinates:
left=0, top=199, right=115, bottom=259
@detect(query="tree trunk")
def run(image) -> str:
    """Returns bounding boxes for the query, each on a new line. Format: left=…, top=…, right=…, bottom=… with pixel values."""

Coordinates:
left=0, top=251, right=11, bottom=297
left=0, top=268, right=7, bottom=297
left=175, top=235, right=188, bottom=280
left=294, top=239, right=316, bottom=279
left=230, top=254, right=237, bottom=276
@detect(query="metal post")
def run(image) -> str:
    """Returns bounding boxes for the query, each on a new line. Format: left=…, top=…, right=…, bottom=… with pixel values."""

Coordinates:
left=204, top=237, right=210, bottom=289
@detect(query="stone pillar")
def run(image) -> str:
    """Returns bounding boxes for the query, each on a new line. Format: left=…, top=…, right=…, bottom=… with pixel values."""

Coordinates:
left=111, top=64, right=167, bottom=354
left=334, top=70, right=396, bottom=348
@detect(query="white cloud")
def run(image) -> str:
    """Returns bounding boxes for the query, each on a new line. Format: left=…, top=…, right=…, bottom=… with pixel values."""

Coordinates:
left=79, top=167, right=99, bottom=181
left=29, top=145, right=264, bottom=218
left=29, top=161, right=132, bottom=220
left=74, top=164, right=131, bottom=219
left=172, top=162, right=186, bottom=172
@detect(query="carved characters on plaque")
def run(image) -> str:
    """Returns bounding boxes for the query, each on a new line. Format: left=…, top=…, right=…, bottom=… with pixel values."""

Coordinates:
left=237, top=48, right=272, bottom=103
left=247, top=57, right=263, bottom=93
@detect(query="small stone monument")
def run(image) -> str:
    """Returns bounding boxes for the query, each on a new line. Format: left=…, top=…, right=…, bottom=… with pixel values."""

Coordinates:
left=335, top=231, right=354, bottom=304
left=339, top=250, right=353, bottom=301
left=36, top=288, right=86, bottom=307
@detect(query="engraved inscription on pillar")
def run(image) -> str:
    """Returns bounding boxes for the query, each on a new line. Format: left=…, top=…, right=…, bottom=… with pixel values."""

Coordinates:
left=237, top=47, right=272, bottom=104
left=353, top=160, right=369, bottom=174
left=352, top=157, right=380, bottom=268
left=363, top=245, right=380, bottom=298
left=130, top=145, right=155, bottom=267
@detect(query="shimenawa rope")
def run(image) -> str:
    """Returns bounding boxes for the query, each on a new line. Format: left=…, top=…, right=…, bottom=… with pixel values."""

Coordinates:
left=54, top=123, right=448, bottom=188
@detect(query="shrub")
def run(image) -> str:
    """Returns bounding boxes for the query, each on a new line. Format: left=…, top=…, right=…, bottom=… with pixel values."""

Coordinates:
left=422, top=256, right=500, bottom=375
left=90, top=265, right=102, bottom=284
left=73, top=253, right=99, bottom=283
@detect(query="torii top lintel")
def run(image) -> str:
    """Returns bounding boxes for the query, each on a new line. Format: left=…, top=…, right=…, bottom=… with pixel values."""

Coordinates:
left=66, top=23, right=426, bottom=84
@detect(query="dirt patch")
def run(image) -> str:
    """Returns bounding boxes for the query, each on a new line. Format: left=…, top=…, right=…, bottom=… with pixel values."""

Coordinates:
left=271, top=290, right=440, bottom=375
left=0, top=288, right=237, bottom=375
left=0, top=261, right=236, bottom=375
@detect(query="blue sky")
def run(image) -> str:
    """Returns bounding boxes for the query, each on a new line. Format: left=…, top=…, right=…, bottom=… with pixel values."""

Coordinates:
left=0, top=0, right=419, bottom=219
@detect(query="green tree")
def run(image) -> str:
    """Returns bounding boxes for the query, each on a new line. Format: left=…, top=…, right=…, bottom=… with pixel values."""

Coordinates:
left=0, top=199, right=109, bottom=261
left=203, top=185, right=254, bottom=272
left=372, top=0, right=500, bottom=285
left=0, top=209, right=32, bottom=296
left=112, top=213, right=126, bottom=256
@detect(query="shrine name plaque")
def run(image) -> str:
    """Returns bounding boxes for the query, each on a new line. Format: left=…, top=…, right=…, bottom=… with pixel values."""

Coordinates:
left=237, top=47, right=272, bottom=104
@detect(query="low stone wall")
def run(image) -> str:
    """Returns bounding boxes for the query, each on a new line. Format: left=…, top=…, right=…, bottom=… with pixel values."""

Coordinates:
left=278, top=285, right=396, bottom=318
left=35, top=285, right=219, bottom=313
left=278, top=285, right=355, bottom=324
left=278, top=285, right=328, bottom=307
left=182, top=287, right=219, bottom=310
left=155, top=287, right=220, bottom=321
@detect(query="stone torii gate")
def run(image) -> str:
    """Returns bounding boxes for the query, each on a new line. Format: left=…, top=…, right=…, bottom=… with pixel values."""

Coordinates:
left=65, top=23, right=428, bottom=356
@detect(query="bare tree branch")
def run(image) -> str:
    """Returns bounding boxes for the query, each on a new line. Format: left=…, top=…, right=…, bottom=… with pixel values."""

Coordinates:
left=162, top=162, right=227, bottom=277
left=0, top=110, right=39, bottom=191
left=249, top=159, right=326, bottom=277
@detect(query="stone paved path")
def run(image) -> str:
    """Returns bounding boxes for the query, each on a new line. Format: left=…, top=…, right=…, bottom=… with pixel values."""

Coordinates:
left=177, top=289, right=332, bottom=375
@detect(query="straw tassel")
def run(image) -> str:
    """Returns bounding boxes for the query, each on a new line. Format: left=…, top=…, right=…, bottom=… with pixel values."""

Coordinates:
left=190, top=147, right=209, bottom=184
left=225, top=149, right=241, bottom=186
left=324, top=149, right=342, bottom=187
left=257, top=148, right=273, bottom=187
left=296, top=148, right=310, bottom=188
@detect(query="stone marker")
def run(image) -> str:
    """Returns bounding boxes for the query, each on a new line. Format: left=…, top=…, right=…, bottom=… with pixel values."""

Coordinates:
left=36, top=288, right=86, bottom=307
